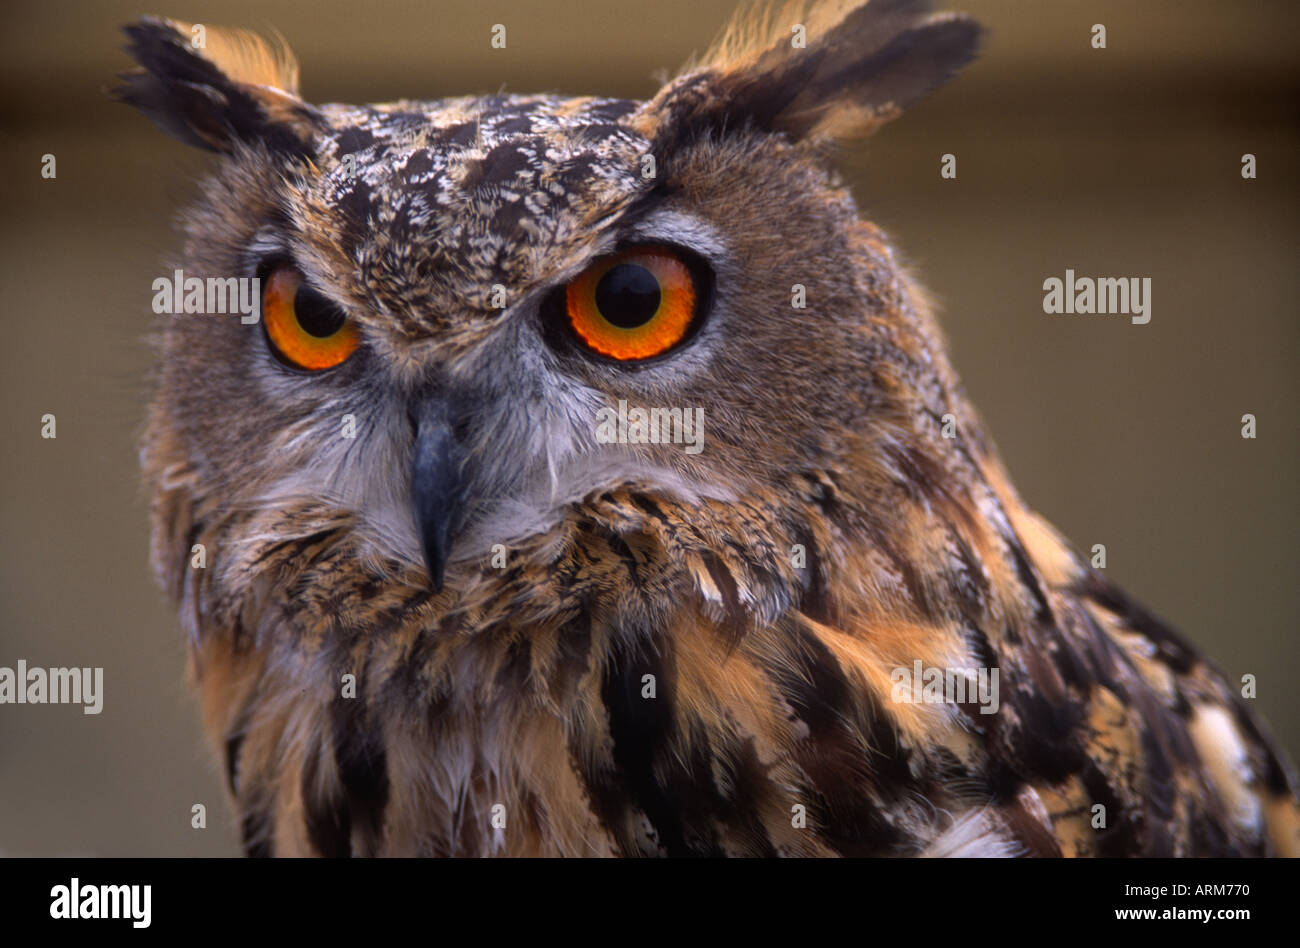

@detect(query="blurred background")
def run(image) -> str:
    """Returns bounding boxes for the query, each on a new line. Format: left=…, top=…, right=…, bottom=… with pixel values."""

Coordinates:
left=1, top=0, right=1296, bottom=856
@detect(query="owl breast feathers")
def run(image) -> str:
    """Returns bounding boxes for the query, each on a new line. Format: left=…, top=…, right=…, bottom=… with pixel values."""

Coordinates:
left=117, top=0, right=1299, bottom=857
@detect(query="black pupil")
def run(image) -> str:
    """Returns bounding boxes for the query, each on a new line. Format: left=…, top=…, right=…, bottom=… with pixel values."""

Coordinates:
left=294, top=286, right=346, bottom=338
left=594, top=264, right=661, bottom=329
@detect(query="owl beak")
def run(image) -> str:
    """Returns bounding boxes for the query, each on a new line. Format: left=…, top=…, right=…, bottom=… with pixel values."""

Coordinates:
left=410, top=399, right=465, bottom=593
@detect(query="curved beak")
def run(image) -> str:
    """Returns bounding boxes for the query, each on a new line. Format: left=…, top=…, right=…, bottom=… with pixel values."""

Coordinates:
left=410, top=398, right=465, bottom=592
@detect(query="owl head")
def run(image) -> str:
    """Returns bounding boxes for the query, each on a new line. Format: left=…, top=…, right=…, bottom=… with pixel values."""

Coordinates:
left=119, top=1, right=981, bottom=623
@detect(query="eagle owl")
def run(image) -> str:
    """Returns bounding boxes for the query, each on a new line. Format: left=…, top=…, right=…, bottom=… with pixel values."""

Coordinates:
left=118, top=0, right=1299, bottom=857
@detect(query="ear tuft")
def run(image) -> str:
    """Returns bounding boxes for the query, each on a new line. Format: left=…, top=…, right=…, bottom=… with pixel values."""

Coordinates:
left=113, top=17, right=320, bottom=155
left=172, top=19, right=300, bottom=95
left=640, top=0, right=981, bottom=146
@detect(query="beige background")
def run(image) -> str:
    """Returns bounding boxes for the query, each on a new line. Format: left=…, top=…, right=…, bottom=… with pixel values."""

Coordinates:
left=1, top=0, right=1296, bottom=856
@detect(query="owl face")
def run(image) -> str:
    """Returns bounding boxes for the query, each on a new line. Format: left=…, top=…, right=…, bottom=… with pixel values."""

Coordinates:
left=121, top=7, right=980, bottom=592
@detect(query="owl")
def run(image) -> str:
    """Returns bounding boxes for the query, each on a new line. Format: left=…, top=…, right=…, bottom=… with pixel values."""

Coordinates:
left=117, top=0, right=1299, bottom=857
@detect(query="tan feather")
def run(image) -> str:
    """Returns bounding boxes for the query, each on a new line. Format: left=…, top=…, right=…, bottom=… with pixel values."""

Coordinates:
left=161, top=17, right=300, bottom=95
left=688, top=0, right=876, bottom=76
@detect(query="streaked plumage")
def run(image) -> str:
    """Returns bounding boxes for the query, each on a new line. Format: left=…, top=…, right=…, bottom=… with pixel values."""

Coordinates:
left=119, top=0, right=1299, bottom=857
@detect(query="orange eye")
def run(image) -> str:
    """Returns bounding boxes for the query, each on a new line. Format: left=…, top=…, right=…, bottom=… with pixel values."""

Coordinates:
left=563, top=246, right=702, bottom=361
left=261, top=265, right=360, bottom=371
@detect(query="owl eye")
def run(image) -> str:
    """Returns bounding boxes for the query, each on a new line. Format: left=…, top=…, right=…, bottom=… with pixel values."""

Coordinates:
left=561, top=246, right=706, bottom=361
left=260, top=264, right=360, bottom=371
